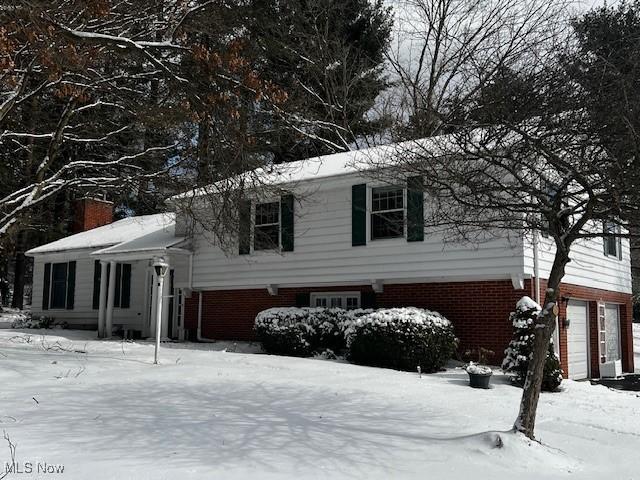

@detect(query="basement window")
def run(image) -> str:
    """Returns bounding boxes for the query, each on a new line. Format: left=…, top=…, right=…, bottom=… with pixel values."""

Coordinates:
left=310, top=292, right=361, bottom=309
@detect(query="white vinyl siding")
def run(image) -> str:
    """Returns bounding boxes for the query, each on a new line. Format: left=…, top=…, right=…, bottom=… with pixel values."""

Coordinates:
left=31, top=250, right=147, bottom=329
left=190, top=179, right=527, bottom=290
left=524, top=234, right=632, bottom=294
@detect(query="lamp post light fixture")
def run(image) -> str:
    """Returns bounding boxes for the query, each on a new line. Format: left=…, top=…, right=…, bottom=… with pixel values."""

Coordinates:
left=152, top=257, right=169, bottom=365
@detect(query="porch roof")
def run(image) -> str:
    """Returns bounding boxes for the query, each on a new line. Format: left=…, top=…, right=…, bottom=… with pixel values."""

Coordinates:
left=91, top=224, right=190, bottom=261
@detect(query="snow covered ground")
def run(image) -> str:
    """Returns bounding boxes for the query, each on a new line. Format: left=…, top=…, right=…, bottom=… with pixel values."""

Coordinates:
left=0, top=329, right=638, bottom=480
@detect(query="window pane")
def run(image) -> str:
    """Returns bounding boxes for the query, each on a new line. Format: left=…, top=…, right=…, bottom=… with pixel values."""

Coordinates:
left=346, top=297, right=359, bottom=309
left=254, top=225, right=280, bottom=250
left=372, top=210, right=404, bottom=239
left=330, top=297, right=343, bottom=308
left=605, top=305, right=620, bottom=361
left=51, top=263, right=67, bottom=309
left=315, top=298, right=327, bottom=307
left=255, top=202, right=279, bottom=226
left=372, top=188, right=403, bottom=212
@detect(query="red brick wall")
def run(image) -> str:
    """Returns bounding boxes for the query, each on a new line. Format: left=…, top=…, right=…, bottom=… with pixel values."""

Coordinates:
left=184, top=279, right=633, bottom=376
left=72, top=198, right=113, bottom=233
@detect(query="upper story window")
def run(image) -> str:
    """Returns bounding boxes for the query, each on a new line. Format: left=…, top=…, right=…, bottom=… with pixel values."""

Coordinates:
left=254, top=201, right=280, bottom=250
left=371, top=187, right=404, bottom=240
left=603, top=222, right=621, bottom=259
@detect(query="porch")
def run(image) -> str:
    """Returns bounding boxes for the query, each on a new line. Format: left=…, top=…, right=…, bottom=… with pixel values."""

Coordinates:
left=91, top=227, right=191, bottom=340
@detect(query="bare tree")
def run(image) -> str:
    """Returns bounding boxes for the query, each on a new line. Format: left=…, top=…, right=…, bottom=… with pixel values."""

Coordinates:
left=362, top=14, right=640, bottom=438
left=385, top=0, right=571, bottom=138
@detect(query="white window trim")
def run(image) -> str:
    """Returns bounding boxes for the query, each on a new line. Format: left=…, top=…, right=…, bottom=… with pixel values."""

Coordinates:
left=369, top=185, right=407, bottom=241
left=252, top=200, right=281, bottom=252
left=48, top=262, right=69, bottom=311
left=598, top=302, right=622, bottom=364
left=310, top=291, right=361, bottom=309
left=603, top=223, right=622, bottom=260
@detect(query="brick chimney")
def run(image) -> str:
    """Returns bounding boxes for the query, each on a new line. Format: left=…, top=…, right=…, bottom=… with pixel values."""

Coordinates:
left=72, top=198, right=114, bottom=233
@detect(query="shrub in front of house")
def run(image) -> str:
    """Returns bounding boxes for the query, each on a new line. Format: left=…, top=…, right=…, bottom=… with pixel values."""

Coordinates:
left=255, top=308, right=320, bottom=357
left=345, top=307, right=457, bottom=372
left=502, top=297, right=563, bottom=392
left=255, top=307, right=374, bottom=357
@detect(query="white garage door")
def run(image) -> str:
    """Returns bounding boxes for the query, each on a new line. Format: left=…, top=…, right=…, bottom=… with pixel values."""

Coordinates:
left=567, top=300, right=589, bottom=380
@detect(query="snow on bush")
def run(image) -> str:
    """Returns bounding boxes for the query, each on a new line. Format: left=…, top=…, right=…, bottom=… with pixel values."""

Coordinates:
left=502, top=296, right=563, bottom=392
left=346, top=307, right=457, bottom=373
left=254, top=307, right=372, bottom=357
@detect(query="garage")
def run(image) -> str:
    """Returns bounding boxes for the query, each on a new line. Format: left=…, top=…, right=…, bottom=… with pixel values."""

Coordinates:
left=567, top=300, right=590, bottom=380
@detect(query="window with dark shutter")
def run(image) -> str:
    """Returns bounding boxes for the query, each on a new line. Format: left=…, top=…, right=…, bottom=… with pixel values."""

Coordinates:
left=352, top=184, right=367, bottom=246
left=254, top=201, right=280, bottom=250
left=371, top=187, right=404, bottom=240
left=238, top=199, right=251, bottom=255
left=66, top=261, right=76, bottom=310
left=280, top=194, right=294, bottom=252
left=121, top=263, right=131, bottom=309
left=50, top=263, right=68, bottom=309
left=114, top=263, right=122, bottom=308
left=92, top=261, right=101, bottom=310
left=407, top=176, right=424, bottom=242
left=42, top=263, right=51, bottom=310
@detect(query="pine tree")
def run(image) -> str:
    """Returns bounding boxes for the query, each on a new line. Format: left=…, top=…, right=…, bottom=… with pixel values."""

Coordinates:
left=502, top=297, right=563, bottom=392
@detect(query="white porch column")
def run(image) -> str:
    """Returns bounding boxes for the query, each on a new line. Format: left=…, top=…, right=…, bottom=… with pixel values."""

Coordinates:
left=105, top=260, right=117, bottom=338
left=97, top=260, right=108, bottom=338
left=160, top=262, right=171, bottom=339
left=149, top=270, right=158, bottom=338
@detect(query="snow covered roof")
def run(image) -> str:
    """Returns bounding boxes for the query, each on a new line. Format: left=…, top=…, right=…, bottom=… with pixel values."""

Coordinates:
left=92, top=221, right=185, bottom=257
left=26, top=213, right=176, bottom=255
left=169, top=136, right=448, bottom=202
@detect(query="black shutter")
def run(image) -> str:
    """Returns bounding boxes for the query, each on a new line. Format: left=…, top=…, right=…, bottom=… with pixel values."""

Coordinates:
left=92, top=261, right=101, bottom=309
left=407, top=176, right=424, bottom=242
left=295, top=292, right=310, bottom=307
left=114, top=263, right=122, bottom=308
left=362, top=291, right=377, bottom=309
left=42, top=263, right=51, bottom=311
left=238, top=199, right=251, bottom=255
left=280, top=194, right=294, bottom=252
left=121, top=264, right=131, bottom=309
left=66, top=261, right=76, bottom=310
left=352, top=184, right=367, bottom=246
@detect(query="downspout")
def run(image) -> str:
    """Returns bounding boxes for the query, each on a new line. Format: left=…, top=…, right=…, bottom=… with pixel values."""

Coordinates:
left=196, top=291, right=216, bottom=343
left=533, top=231, right=541, bottom=304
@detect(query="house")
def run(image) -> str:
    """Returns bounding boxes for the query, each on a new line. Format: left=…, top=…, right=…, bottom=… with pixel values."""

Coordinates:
left=26, top=144, right=634, bottom=379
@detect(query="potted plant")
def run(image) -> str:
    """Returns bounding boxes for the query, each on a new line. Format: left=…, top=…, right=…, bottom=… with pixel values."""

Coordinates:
left=464, top=348, right=494, bottom=389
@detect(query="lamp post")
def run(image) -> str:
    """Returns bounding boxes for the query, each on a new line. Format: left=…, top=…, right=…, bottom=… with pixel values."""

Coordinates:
left=152, top=257, right=169, bottom=365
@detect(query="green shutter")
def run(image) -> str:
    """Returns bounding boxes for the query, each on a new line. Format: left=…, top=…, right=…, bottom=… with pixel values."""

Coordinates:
left=238, top=199, right=251, bottom=255
left=280, top=194, right=294, bottom=252
left=407, top=176, right=424, bottom=242
left=121, top=264, right=131, bottom=309
left=42, top=263, right=51, bottom=311
left=352, top=184, right=367, bottom=246
left=114, top=263, right=122, bottom=308
left=92, top=261, right=101, bottom=310
left=66, top=261, right=76, bottom=310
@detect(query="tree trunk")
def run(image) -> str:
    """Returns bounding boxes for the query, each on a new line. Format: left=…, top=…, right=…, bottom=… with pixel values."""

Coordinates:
left=11, top=231, right=27, bottom=310
left=514, top=246, right=570, bottom=439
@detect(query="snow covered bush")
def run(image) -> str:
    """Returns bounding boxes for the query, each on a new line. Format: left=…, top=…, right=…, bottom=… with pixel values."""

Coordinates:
left=502, top=297, right=563, bottom=392
left=255, top=307, right=374, bottom=357
left=345, top=307, right=457, bottom=372
left=11, top=312, right=54, bottom=329
left=255, top=308, right=319, bottom=357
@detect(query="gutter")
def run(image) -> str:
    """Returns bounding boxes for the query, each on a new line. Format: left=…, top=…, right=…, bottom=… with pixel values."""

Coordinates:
left=196, top=291, right=215, bottom=343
